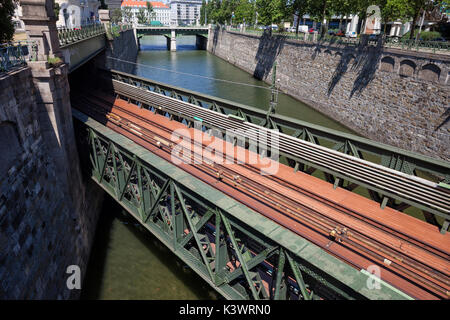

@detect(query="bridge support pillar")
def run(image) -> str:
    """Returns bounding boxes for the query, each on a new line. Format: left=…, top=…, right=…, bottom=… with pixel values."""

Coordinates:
left=164, top=29, right=176, bottom=51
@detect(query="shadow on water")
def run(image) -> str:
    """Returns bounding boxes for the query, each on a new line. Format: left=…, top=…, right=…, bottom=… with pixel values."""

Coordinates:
left=80, top=197, right=114, bottom=299
left=81, top=195, right=219, bottom=300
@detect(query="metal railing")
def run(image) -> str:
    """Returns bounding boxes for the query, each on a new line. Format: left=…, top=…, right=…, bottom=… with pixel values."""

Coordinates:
left=0, top=41, right=38, bottom=73
left=227, top=27, right=450, bottom=53
left=107, top=23, right=133, bottom=39
left=384, top=37, right=450, bottom=53
left=57, top=23, right=106, bottom=48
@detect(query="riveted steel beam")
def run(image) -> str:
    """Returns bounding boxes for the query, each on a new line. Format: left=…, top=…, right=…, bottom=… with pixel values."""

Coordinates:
left=72, top=109, right=413, bottom=300
left=99, top=69, right=450, bottom=229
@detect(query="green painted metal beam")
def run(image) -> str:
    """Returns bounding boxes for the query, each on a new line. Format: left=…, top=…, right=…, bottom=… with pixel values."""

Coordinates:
left=72, top=108, right=413, bottom=300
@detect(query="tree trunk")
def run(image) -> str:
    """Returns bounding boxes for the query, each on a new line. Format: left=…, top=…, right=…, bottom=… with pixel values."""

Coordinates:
left=409, top=10, right=420, bottom=40
left=295, top=13, right=300, bottom=35
left=321, top=2, right=327, bottom=37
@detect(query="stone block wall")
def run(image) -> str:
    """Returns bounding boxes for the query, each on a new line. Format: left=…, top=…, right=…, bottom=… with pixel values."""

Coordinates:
left=95, top=29, right=138, bottom=74
left=208, top=28, right=450, bottom=161
left=0, top=65, right=103, bottom=299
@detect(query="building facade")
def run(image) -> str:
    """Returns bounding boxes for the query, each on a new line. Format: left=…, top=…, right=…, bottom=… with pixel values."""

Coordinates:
left=56, top=0, right=101, bottom=28
left=121, top=1, right=171, bottom=26
left=169, top=0, right=202, bottom=26
left=104, top=0, right=123, bottom=10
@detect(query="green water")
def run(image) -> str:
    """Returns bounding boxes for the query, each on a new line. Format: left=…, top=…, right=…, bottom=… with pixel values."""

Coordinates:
left=81, top=35, right=354, bottom=300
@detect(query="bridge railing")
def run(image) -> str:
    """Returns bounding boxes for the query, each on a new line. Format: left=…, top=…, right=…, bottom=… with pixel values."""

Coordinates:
left=57, top=23, right=106, bottom=48
left=384, top=37, right=450, bottom=54
left=72, top=108, right=410, bottom=300
left=0, top=41, right=38, bottom=73
left=106, top=23, right=133, bottom=40
left=227, top=27, right=450, bottom=53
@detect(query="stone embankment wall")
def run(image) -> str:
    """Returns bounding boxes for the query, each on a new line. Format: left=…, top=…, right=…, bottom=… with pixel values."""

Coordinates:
left=0, top=64, right=104, bottom=299
left=95, top=29, right=139, bottom=74
left=208, top=28, right=450, bottom=161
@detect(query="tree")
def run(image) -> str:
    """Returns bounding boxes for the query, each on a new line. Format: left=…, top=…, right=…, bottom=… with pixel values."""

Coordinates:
left=234, top=0, right=255, bottom=24
left=379, top=0, right=412, bottom=33
left=0, top=0, right=16, bottom=43
left=286, top=0, right=311, bottom=34
left=405, top=0, right=446, bottom=40
left=111, top=8, right=123, bottom=24
left=122, top=6, right=133, bottom=23
left=308, top=0, right=335, bottom=36
left=146, top=1, right=155, bottom=21
left=54, top=2, right=60, bottom=19
left=137, top=8, right=147, bottom=24
left=200, top=0, right=207, bottom=24
left=256, top=0, right=286, bottom=26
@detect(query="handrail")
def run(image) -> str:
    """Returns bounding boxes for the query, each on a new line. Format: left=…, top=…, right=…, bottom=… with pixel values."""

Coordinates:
left=58, top=23, right=106, bottom=48
left=227, top=27, right=450, bottom=53
left=0, top=40, right=38, bottom=73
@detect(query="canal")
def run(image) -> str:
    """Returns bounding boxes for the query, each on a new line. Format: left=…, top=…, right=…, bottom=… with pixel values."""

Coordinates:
left=81, top=35, right=353, bottom=299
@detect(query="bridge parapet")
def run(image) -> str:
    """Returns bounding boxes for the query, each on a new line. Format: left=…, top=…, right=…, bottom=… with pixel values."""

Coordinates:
left=58, top=23, right=106, bottom=48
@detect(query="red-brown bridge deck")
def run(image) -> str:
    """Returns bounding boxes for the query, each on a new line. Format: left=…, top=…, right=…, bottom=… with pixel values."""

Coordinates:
left=72, top=91, right=450, bottom=300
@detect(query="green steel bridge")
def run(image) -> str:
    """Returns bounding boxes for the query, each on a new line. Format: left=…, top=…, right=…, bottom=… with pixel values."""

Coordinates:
left=70, top=68, right=450, bottom=300
left=135, top=26, right=210, bottom=51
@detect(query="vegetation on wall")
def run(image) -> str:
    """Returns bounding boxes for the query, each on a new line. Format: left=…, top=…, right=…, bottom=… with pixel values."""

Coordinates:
left=0, top=0, right=16, bottom=42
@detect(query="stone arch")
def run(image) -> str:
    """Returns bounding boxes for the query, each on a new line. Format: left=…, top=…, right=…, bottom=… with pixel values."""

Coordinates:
left=418, top=63, right=441, bottom=83
left=379, top=56, right=395, bottom=72
left=0, top=121, right=23, bottom=177
left=399, top=59, right=416, bottom=77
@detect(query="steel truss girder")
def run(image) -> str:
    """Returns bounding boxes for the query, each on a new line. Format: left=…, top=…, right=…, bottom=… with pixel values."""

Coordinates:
left=102, top=69, right=450, bottom=229
left=74, top=113, right=410, bottom=300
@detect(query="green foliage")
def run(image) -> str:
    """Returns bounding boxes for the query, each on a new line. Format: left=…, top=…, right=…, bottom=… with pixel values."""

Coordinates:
left=47, top=56, right=63, bottom=66
left=0, top=0, right=16, bottom=43
left=54, top=2, right=60, bottom=18
left=146, top=1, right=155, bottom=21
left=122, top=6, right=133, bottom=23
left=202, top=0, right=449, bottom=36
left=402, top=30, right=442, bottom=40
left=111, top=8, right=123, bottom=24
left=256, top=0, right=288, bottom=25
left=137, top=8, right=147, bottom=24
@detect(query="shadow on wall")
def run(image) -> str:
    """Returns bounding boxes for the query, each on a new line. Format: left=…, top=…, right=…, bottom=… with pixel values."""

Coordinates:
left=327, top=35, right=384, bottom=98
left=210, top=27, right=221, bottom=54
left=253, top=30, right=285, bottom=80
left=436, top=107, right=450, bottom=131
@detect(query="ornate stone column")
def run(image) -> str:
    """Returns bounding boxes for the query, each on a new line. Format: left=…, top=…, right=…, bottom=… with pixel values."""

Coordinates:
left=20, top=0, right=62, bottom=61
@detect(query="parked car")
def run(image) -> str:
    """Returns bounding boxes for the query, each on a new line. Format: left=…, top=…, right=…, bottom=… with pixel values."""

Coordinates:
left=297, top=25, right=309, bottom=33
left=287, top=27, right=296, bottom=32
left=308, top=28, right=316, bottom=33
left=336, top=30, right=345, bottom=37
left=345, top=31, right=357, bottom=38
left=270, top=24, right=278, bottom=30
